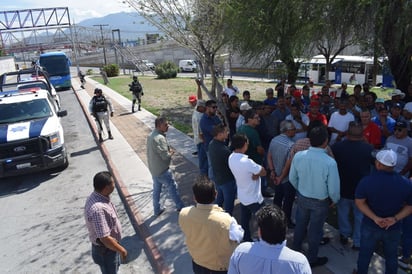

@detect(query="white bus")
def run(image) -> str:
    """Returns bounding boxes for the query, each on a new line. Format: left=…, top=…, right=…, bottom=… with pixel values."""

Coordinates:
left=306, top=55, right=390, bottom=86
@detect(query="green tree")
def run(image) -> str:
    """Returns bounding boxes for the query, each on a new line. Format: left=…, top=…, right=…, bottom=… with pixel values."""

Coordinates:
left=227, top=0, right=312, bottom=84
left=353, top=0, right=411, bottom=89
left=378, top=0, right=412, bottom=92
left=310, top=0, right=365, bottom=81
left=123, top=0, right=231, bottom=98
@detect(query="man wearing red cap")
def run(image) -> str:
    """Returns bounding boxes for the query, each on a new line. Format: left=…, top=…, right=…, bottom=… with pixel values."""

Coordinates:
left=189, top=95, right=197, bottom=107
left=307, top=101, right=328, bottom=126
left=292, top=90, right=307, bottom=113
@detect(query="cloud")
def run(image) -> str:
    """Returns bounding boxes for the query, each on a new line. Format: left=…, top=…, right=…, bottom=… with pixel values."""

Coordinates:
left=1, top=0, right=130, bottom=23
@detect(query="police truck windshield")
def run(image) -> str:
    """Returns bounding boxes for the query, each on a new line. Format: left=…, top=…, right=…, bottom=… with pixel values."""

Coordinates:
left=0, top=99, right=52, bottom=124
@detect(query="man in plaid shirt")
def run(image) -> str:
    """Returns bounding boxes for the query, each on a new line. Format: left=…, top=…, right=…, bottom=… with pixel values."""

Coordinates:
left=85, top=171, right=127, bottom=273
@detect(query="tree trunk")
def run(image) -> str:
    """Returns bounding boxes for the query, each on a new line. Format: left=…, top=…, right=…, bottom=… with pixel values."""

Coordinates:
left=389, top=54, right=412, bottom=93
left=284, top=60, right=299, bottom=84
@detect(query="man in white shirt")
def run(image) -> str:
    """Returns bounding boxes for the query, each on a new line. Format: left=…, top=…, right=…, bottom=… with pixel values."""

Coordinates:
left=286, top=103, right=309, bottom=141
left=229, top=134, right=267, bottom=241
left=328, top=98, right=355, bottom=145
left=224, top=79, right=240, bottom=97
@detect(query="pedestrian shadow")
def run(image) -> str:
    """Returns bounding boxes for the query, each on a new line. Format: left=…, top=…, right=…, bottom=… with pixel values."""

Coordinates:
left=118, top=112, right=133, bottom=116
left=70, top=146, right=100, bottom=157
left=121, top=234, right=145, bottom=264
left=172, top=251, right=192, bottom=273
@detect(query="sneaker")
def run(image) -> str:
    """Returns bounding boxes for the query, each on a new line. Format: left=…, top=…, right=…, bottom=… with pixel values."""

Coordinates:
left=320, top=237, right=330, bottom=245
left=398, top=257, right=411, bottom=269
left=155, top=208, right=165, bottom=217
left=310, top=256, right=328, bottom=268
left=340, top=235, right=349, bottom=245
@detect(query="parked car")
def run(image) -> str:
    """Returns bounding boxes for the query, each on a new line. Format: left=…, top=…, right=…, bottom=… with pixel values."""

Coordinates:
left=142, top=60, right=156, bottom=70
left=179, top=59, right=197, bottom=72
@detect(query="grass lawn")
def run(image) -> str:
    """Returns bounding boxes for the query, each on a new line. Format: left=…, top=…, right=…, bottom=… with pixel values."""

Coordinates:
left=93, top=75, right=272, bottom=134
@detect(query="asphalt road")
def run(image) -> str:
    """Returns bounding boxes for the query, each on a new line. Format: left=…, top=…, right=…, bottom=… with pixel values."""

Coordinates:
left=0, top=88, right=154, bottom=273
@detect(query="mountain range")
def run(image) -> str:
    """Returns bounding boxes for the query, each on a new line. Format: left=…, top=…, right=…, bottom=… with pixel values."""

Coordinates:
left=77, top=12, right=161, bottom=40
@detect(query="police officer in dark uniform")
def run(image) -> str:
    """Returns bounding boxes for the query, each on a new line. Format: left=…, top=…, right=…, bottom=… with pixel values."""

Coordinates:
left=129, top=76, right=144, bottom=112
left=89, top=88, right=114, bottom=142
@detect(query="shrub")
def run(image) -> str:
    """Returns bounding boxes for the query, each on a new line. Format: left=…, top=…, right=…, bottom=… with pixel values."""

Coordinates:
left=155, top=61, right=178, bottom=79
left=86, top=68, right=94, bottom=75
left=103, top=64, right=119, bottom=77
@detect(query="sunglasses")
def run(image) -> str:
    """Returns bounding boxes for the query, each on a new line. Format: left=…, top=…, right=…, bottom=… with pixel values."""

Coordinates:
left=395, top=127, right=405, bottom=132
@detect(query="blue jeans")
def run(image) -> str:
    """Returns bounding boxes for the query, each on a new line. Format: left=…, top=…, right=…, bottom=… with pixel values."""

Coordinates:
left=273, top=181, right=296, bottom=223
left=241, top=202, right=264, bottom=242
left=401, top=215, right=412, bottom=259
left=357, top=223, right=401, bottom=274
left=215, top=179, right=237, bottom=215
left=292, top=193, right=329, bottom=263
left=91, top=244, right=120, bottom=274
left=152, top=169, right=184, bottom=215
left=197, top=143, right=208, bottom=176
left=337, top=198, right=363, bottom=246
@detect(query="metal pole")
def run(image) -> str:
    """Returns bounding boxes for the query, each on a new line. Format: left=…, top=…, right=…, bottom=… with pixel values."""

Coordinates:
left=70, top=24, right=80, bottom=73
left=94, top=24, right=108, bottom=66
left=117, top=30, right=125, bottom=75
left=111, top=30, right=119, bottom=67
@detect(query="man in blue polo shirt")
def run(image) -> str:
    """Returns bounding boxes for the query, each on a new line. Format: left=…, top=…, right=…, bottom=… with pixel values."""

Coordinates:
left=199, top=100, right=222, bottom=180
left=355, top=149, right=412, bottom=274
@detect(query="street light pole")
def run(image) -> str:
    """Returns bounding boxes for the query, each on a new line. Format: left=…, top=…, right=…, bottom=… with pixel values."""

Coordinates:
left=94, top=24, right=108, bottom=66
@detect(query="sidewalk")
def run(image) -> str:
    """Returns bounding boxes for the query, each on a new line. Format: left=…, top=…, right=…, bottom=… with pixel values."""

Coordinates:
left=73, top=76, right=398, bottom=274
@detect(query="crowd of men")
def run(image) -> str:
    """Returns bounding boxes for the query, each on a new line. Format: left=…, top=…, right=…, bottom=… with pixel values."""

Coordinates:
left=182, top=79, right=412, bottom=273
left=84, top=78, right=412, bottom=274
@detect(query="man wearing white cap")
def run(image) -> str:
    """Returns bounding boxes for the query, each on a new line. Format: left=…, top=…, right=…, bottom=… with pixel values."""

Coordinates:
left=354, top=149, right=412, bottom=274
left=236, top=102, right=252, bottom=131
left=385, top=89, right=406, bottom=110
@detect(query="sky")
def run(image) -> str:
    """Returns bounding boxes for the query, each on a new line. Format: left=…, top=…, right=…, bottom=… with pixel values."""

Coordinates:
left=1, top=0, right=132, bottom=23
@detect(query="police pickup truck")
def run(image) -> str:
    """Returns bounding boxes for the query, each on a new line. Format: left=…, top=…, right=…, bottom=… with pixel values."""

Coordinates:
left=0, top=88, right=68, bottom=177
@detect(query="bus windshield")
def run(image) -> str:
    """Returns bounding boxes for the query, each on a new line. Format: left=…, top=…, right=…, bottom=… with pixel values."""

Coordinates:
left=39, top=55, right=70, bottom=76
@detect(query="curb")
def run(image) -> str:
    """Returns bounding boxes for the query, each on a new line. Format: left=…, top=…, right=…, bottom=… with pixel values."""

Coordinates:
left=72, top=84, right=171, bottom=274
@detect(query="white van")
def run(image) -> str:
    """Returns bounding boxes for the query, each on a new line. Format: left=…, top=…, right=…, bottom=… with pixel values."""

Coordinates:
left=179, top=60, right=197, bottom=72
